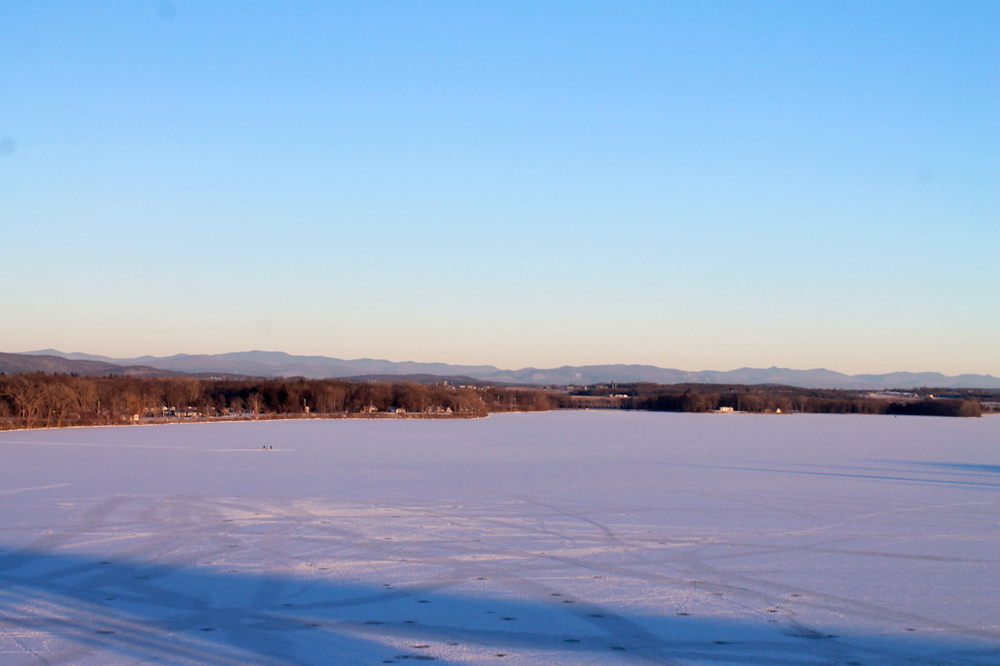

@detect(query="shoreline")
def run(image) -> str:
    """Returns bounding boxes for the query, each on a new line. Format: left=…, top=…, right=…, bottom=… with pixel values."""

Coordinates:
left=3, top=407, right=994, bottom=434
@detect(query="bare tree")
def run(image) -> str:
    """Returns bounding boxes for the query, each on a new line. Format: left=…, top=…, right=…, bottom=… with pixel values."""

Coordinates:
left=246, top=391, right=263, bottom=419
left=4, top=376, right=46, bottom=429
left=43, top=381, right=77, bottom=428
left=70, top=378, right=99, bottom=424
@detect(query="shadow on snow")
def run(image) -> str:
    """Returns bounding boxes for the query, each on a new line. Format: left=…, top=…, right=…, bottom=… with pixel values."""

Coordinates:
left=1, top=548, right=998, bottom=666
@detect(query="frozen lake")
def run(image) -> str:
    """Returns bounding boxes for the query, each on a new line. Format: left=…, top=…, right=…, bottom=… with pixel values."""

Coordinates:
left=1, top=411, right=998, bottom=665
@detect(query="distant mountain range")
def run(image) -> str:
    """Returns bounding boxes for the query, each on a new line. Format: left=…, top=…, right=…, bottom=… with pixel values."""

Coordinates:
left=2, top=349, right=998, bottom=390
left=0, top=352, right=250, bottom=379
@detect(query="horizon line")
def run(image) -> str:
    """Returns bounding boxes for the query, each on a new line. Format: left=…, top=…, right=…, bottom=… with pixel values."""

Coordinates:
left=12, top=349, right=999, bottom=381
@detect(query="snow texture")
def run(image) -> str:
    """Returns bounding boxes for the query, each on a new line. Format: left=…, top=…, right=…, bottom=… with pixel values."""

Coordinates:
left=1, top=411, right=998, bottom=665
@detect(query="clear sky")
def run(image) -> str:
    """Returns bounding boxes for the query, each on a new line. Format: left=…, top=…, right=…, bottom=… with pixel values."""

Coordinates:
left=2, top=1, right=997, bottom=375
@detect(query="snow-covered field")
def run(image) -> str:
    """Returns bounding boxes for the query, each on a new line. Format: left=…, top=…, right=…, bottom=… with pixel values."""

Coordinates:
left=1, top=411, right=998, bottom=665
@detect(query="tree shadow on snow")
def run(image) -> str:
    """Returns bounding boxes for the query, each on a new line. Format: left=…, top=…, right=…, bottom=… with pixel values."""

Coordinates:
left=902, top=461, right=1000, bottom=478
left=1, top=548, right=998, bottom=666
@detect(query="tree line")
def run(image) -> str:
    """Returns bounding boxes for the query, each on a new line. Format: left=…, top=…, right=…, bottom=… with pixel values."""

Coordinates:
left=0, top=374, right=986, bottom=431
left=0, top=374, right=557, bottom=430
left=563, top=383, right=985, bottom=417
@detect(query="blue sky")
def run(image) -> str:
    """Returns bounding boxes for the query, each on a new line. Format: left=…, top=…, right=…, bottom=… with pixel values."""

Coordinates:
left=2, top=1, right=997, bottom=374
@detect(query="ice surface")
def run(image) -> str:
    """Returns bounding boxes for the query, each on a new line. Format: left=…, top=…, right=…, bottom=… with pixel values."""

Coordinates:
left=1, top=411, right=998, bottom=665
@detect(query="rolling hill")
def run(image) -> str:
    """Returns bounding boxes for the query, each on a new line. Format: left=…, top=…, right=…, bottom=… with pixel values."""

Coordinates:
left=8, top=350, right=1000, bottom=389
